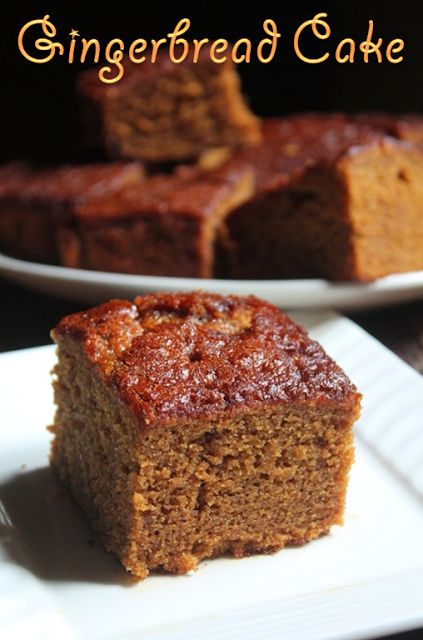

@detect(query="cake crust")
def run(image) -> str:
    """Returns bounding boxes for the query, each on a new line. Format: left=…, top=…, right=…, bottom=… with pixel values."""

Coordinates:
left=53, top=292, right=359, bottom=426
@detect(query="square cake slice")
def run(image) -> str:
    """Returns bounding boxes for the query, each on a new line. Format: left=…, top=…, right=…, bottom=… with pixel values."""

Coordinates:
left=57, top=163, right=253, bottom=278
left=50, top=291, right=361, bottom=579
left=222, top=116, right=423, bottom=281
left=77, top=48, right=261, bottom=162
left=0, top=162, right=143, bottom=264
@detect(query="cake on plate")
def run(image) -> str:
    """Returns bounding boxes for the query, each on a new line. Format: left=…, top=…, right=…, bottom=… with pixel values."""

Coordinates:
left=221, top=116, right=423, bottom=280
left=57, top=163, right=253, bottom=278
left=50, top=291, right=361, bottom=578
left=77, top=48, right=261, bottom=162
left=0, top=162, right=143, bottom=264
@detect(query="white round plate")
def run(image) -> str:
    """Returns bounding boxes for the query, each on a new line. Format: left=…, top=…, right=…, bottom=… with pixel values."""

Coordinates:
left=1, top=252, right=423, bottom=310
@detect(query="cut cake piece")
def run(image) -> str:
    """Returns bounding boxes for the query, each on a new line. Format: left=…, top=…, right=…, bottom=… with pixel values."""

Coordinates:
left=77, top=48, right=261, bottom=163
left=50, top=291, right=361, bottom=579
left=0, top=162, right=143, bottom=264
left=57, top=163, right=253, bottom=278
left=221, top=116, right=423, bottom=281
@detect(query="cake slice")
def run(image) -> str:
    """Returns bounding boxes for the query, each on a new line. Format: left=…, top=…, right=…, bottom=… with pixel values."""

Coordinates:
left=77, top=48, right=261, bottom=162
left=50, top=291, right=361, bottom=579
left=221, top=116, right=423, bottom=281
left=57, top=163, right=253, bottom=278
left=0, top=162, right=143, bottom=264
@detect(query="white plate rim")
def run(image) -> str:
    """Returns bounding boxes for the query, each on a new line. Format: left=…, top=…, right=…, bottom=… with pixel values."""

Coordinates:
left=2, top=252, right=423, bottom=310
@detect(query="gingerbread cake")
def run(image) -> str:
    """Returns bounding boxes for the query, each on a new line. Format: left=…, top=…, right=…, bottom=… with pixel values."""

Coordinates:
left=221, top=116, right=423, bottom=281
left=78, top=49, right=261, bottom=163
left=2, top=112, right=422, bottom=281
left=0, top=162, right=143, bottom=264
left=57, top=163, right=253, bottom=278
left=50, top=291, right=361, bottom=579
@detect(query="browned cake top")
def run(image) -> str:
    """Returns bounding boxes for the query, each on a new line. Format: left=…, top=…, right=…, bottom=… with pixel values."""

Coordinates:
left=351, top=112, right=423, bottom=143
left=224, top=113, right=423, bottom=195
left=52, top=292, right=360, bottom=427
left=231, top=115, right=386, bottom=193
left=74, top=163, right=253, bottom=221
left=0, top=162, right=143, bottom=203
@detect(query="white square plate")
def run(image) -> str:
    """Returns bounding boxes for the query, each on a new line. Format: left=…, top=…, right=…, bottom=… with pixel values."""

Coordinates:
left=1, top=312, right=423, bottom=640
